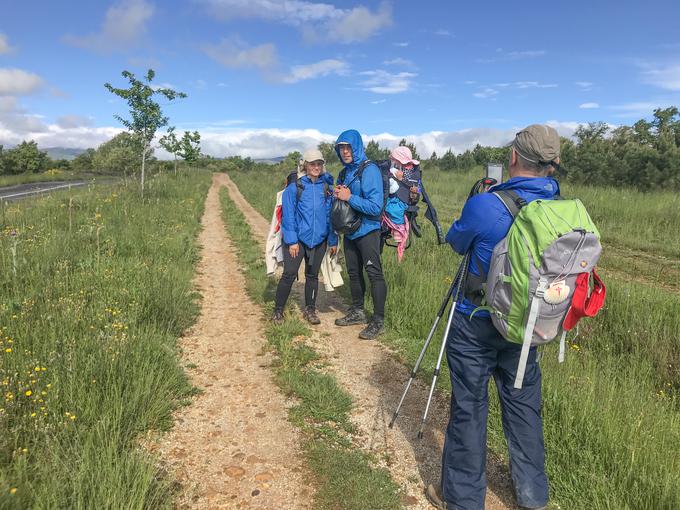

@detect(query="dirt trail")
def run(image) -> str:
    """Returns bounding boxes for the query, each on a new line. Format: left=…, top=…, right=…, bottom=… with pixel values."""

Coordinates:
left=155, top=174, right=312, bottom=509
left=223, top=173, right=516, bottom=510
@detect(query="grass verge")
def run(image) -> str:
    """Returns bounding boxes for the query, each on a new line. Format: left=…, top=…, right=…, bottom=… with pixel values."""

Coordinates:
left=229, top=166, right=680, bottom=510
left=219, top=185, right=403, bottom=510
left=0, top=170, right=212, bottom=508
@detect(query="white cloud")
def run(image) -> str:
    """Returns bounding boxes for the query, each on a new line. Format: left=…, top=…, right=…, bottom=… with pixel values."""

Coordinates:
left=203, top=38, right=278, bottom=70
left=507, top=50, right=545, bottom=59
left=473, top=88, right=499, bottom=99
left=0, top=98, right=49, bottom=135
left=0, top=121, right=587, bottom=159
left=477, top=49, right=546, bottom=63
left=0, top=68, right=44, bottom=96
left=393, top=42, right=409, bottom=47
left=434, top=29, right=451, bottom=36
left=383, top=57, right=416, bottom=69
left=328, top=3, right=392, bottom=43
left=611, top=101, right=674, bottom=118
left=204, top=39, right=348, bottom=84
left=514, top=81, right=558, bottom=89
left=370, top=99, right=386, bottom=104
left=64, top=0, right=154, bottom=52
left=280, top=59, right=349, bottom=84
left=359, top=70, right=417, bottom=94
left=56, top=115, right=94, bottom=129
left=575, top=81, right=594, bottom=91
left=640, top=62, right=680, bottom=91
left=471, top=81, right=556, bottom=98
left=201, top=0, right=391, bottom=43
left=579, top=102, right=600, bottom=109
left=0, top=34, right=14, bottom=54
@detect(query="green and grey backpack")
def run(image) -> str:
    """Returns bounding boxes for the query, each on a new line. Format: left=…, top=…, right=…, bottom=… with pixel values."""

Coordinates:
left=483, top=190, right=602, bottom=388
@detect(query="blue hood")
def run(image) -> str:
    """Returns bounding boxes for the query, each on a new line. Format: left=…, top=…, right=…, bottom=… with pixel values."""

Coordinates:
left=335, top=129, right=367, bottom=169
left=490, top=176, right=560, bottom=199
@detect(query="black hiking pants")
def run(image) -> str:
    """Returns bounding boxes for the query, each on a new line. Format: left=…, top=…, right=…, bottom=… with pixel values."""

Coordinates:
left=274, top=240, right=327, bottom=311
left=343, top=229, right=387, bottom=320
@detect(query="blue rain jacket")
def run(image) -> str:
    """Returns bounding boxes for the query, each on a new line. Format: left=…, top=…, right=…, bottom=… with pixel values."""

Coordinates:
left=446, top=176, right=561, bottom=316
left=335, top=129, right=383, bottom=240
left=281, top=172, right=338, bottom=248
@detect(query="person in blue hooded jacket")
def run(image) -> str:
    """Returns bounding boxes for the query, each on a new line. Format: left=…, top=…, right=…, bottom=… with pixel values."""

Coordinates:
left=427, top=125, right=560, bottom=510
left=272, top=149, right=338, bottom=325
left=332, top=129, right=387, bottom=340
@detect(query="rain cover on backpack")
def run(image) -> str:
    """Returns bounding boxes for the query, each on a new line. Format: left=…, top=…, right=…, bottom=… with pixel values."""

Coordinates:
left=484, top=193, right=602, bottom=388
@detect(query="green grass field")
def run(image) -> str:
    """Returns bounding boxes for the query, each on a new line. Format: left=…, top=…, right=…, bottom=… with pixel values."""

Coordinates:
left=0, top=171, right=211, bottom=508
left=229, top=165, right=680, bottom=510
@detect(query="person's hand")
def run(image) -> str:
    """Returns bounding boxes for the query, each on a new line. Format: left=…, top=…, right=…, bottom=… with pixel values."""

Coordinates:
left=395, top=170, right=404, bottom=181
left=334, top=185, right=351, bottom=201
left=329, top=246, right=337, bottom=257
left=289, top=243, right=300, bottom=258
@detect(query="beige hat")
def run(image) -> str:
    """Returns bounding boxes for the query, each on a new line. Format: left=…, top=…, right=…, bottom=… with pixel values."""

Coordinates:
left=303, top=148, right=325, bottom=164
left=298, top=148, right=326, bottom=178
left=512, top=124, right=560, bottom=164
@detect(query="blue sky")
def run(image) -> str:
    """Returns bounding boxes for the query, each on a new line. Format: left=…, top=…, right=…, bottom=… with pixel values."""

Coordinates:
left=1, top=0, right=680, bottom=158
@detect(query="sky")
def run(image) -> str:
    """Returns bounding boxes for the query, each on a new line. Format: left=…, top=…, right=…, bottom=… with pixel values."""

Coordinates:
left=1, top=0, right=680, bottom=159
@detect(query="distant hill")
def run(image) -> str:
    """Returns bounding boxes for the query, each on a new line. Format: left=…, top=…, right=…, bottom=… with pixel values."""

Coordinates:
left=254, top=156, right=286, bottom=164
left=43, top=147, right=87, bottom=160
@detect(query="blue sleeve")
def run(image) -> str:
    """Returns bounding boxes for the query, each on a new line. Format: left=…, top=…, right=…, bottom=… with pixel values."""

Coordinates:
left=281, top=183, right=298, bottom=245
left=445, top=194, right=490, bottom=255
left=347, top=163, right=383, bottom=216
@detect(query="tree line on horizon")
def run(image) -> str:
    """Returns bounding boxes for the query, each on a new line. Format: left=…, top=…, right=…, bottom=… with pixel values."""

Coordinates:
left=2, top=106, right=679, bottom=192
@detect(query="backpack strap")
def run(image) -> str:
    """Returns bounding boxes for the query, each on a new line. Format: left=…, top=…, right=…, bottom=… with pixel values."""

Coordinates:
left=296, top=179, right=331, bottom=202
left=493, top=190, right=527, bottom=218
left=296, top=180, right=304, bottom=202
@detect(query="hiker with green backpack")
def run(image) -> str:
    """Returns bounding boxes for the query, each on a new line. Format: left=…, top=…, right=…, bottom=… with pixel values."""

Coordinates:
left=426, top=125, right=605, bottom=510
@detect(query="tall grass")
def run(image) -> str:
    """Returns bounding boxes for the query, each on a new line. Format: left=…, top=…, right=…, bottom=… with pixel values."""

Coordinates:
left=229, top=166, right=680, bottom=509
left=0, top=171, right=211, bottom=507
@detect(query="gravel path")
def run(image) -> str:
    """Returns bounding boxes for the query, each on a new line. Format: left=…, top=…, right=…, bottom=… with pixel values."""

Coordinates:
left=223, top=173, right=516, bottom=510
left=155, top=173, right=313, bottom=509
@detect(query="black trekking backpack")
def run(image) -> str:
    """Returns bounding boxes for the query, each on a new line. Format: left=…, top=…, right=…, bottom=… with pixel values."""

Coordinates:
left=336, top=160, right=391, bottom=222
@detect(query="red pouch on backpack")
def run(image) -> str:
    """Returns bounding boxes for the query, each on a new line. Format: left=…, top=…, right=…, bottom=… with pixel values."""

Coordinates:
left=563, top=269, right=606, bottom=331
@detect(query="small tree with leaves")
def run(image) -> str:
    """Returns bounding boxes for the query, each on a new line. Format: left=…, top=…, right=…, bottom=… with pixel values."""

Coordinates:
left=159, top=127, right=181, bottom=174
left=105, top=69, right=186, bottom=196
left=178, top=130, right=201, bottom=165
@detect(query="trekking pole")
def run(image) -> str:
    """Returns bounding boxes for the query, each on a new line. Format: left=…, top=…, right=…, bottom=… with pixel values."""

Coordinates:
left=417, top=252, right=470, bottom=439
left=388, top=257, right=466, bottom=429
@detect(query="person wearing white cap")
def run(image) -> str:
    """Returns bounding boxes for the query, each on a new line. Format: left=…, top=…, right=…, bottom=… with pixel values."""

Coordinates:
left=272, top=148, right=338, bottom=325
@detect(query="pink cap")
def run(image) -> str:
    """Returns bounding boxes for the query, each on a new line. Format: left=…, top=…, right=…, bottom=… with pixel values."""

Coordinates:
left=390, top=146, right=419, bottom=166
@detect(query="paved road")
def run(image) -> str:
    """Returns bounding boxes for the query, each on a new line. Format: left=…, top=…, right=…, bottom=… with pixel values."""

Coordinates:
left=0, top=180, right=88, bottom=202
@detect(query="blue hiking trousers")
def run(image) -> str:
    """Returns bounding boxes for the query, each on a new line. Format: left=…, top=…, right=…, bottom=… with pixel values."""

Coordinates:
left=441, top=312, right=549, bottom=510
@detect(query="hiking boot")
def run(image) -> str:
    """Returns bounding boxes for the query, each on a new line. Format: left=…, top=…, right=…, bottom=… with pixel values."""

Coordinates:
left=334, top=307, right=368, bottom=326
left=302, top=307, right=321, bottom=325
left=425, top=484, right=446, bottom=510
left=359, top=318, right=384, bottom=340
left=271, top=309, right=284, bottom=325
